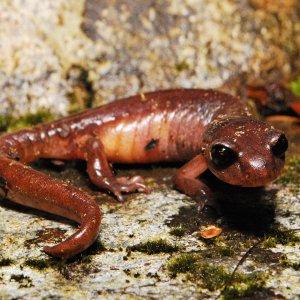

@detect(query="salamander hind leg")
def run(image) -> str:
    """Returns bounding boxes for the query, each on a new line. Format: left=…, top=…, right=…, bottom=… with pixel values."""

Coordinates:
left=85, top=138, right=149, bottom=201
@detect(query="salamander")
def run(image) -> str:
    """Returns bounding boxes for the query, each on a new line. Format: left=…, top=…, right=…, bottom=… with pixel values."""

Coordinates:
left=0, top=89, right=288, bottom=259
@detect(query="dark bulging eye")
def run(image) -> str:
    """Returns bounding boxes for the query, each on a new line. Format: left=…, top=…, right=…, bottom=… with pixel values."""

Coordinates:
left=211, top=144, right=237, bottom=168
left=272, top=134, right=288, bottom=158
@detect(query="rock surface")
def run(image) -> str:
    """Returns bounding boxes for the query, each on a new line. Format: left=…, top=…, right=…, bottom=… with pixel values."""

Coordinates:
left=0, top=1, right=299, bottom=299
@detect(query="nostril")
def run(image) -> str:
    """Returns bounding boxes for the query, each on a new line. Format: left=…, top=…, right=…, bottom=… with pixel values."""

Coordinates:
left=272, top=134, right=288, bottom=158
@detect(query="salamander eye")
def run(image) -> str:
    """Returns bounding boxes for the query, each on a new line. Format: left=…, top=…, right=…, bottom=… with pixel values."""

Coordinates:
left=271, top=134, right=288, bottom=158
left=210, top=144, right=237, bottom=168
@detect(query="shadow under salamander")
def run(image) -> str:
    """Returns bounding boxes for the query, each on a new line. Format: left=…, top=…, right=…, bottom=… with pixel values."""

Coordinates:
left=0, top=159, right=279, bottom=238
left=204, top=171, right=278, bottom=234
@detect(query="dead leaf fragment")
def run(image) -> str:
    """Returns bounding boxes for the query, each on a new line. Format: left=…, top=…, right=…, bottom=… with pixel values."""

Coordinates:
left=199, top=225, right=222, bottom=239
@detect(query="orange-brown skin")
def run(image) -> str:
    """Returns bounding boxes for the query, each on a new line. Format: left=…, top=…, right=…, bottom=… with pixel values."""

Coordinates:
left=0, top=89, right=288, bottom=259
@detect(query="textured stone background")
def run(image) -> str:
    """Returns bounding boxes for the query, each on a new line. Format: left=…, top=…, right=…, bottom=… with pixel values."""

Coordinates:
left=0, top=0, right=299, bottom=117
left=0, top=1, right=299, bottom=299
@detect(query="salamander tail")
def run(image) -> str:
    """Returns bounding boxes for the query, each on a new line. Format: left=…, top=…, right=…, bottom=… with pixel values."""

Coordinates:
left=0, top=156, right=101, bottom=259
left=43, top=202, right=101, bottom=259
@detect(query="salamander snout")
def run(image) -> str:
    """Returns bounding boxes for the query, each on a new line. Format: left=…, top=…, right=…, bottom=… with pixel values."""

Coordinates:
left=203, top=117, right=288, bottom=187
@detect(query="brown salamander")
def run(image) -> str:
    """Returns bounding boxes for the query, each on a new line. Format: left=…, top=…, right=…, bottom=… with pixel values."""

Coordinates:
left=0, top=89, right=288, bottom=259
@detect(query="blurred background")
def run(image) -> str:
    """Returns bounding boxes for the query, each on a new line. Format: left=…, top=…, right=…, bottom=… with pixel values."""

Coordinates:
left=0, top=0, right=299, bottom=122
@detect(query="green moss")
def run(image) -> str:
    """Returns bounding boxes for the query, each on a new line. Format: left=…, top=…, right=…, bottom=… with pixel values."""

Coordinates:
left=0, top=258, right=14, bottom=267
left=24, top=258, right=51, bottom=270
left=201, top=245, right=235, bottom=259
left=23, top=258, right=67, bottom=270
left=167, top=253, right=197, bottom=277
left=23, top=241, right=105, bottom=270
left=169, top=226, right=187, bottom=237
left=0, top=110, right=55, bottom=133
left=128, top=239, right=179, bottom=255
left=262, top=227, right=300, bottom=249
left=279, top=257, right=300, bottom=271
left=10, top=274, right=33, bottom=288
left=8, top=110, right=54, bottom=131
left=289, top=77, right=300, bottom=95
left=168, top=254, right=231, bottom=291
left=167, top=251, right=268, bottom=297
left=222, top=282, right=266, bottom=299
left=277, top=156, right=300, bottom=186
left=24, top=245, right=105, bottom=272
left=265, top=227, right=300, bottom=246
left=216, top=246, right=235, bottom=257
left=193, top=263, right=231, bottom=291
left=222, top=272, right=267, bottom=299
left=10, top=274, right=28, bottom=281
left=261, top=237, right=277, bottom=248
left=196, top=266, right=266, bottom=296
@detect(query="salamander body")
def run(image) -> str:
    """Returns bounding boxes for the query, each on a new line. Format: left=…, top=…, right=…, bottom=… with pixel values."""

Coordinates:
left=0, top=89, right=288, bottom=259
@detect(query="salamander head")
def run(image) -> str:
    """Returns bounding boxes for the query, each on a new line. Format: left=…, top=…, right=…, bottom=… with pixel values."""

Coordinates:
left=202, top=117, right=288, bottom=187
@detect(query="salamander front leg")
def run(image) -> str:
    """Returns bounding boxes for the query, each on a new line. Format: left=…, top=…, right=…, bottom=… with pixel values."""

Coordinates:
left=173, top=154, right=215, bottom=211
left=86, top=138, right=149, bottom=201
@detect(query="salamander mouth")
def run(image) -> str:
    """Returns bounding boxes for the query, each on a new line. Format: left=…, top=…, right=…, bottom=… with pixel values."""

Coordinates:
left=225, top=169, right=283, bottom=187
left=210, top=159, right=285, bottom=187
left=220, top=177, right=273, bottom=187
